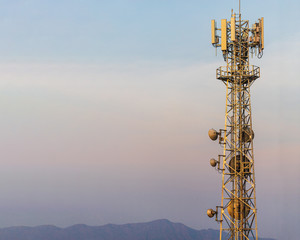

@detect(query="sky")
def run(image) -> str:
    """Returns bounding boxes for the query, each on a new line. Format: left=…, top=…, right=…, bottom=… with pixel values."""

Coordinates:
left=0, top=0, right=299, bottom=239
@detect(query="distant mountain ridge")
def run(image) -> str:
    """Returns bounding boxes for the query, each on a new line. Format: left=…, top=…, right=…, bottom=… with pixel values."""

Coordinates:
left=0, top=219, right=276, bottom=240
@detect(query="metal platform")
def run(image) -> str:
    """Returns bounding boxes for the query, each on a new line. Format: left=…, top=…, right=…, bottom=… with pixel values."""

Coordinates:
left=216, top=65, right=260, bottom=83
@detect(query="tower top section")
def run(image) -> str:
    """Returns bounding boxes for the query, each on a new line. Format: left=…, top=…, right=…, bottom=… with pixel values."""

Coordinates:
left=211, top=12, right=264, bottom=60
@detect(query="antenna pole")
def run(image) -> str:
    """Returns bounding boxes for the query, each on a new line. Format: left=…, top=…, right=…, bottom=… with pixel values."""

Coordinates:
left=239, top=0, right=241, bottom=15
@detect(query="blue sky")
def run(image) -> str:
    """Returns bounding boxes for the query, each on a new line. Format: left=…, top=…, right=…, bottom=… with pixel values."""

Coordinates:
left=0, top=0, right=297, bottom=63
left=0, top=1, right=299, bottom=240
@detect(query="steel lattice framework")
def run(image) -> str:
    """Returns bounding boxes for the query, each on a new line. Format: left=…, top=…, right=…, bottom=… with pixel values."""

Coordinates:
left=207, top=8, right=264, bottom=240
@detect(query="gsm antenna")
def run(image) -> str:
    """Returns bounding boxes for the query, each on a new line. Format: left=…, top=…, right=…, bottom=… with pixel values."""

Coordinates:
left=206, top=1, right=264, bottom=240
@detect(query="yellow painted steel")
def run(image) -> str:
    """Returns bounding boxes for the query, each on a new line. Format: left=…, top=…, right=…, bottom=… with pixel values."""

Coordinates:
left=221, top=19, right=227, bottom=50
left=211, top=20, right=216, bottom=44
left=208, top=10, right=264, bottom=240
left=261, top=17, right=264, bottom=50
left=231, top=15, right=236, bottom=41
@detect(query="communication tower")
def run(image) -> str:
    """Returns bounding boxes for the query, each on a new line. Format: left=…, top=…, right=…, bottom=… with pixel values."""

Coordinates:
left=206, top=2, right=264, bottom=240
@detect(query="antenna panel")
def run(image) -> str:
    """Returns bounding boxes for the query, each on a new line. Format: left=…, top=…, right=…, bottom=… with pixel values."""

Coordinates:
left=261, top=17, right=264, bottom=50
left=211, top=20, right=217, bottom=44
left=231, top=16, right=236, bottom=41
left=221, top=19, right=227, bottom=51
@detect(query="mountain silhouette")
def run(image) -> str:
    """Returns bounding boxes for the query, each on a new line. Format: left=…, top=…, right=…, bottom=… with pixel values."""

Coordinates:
left=0, top=219, right=276, bottom=240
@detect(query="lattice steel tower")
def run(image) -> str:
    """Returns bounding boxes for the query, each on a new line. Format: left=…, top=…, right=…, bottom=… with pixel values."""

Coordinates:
left=206, top=3, right=264, bottom=240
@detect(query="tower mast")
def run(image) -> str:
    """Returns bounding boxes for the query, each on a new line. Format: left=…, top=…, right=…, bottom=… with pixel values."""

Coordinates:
left=207, top=3, right=264, bottom=240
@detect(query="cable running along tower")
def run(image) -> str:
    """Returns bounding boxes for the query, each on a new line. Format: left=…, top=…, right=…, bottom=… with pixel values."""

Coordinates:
left=206, top=2, right=264, bottom=240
